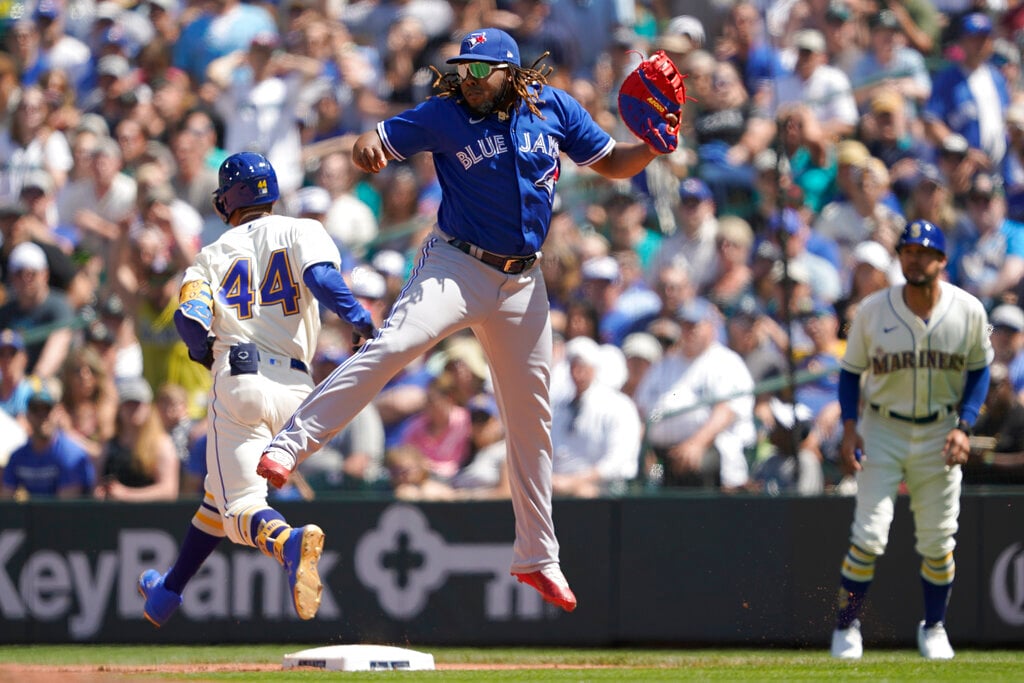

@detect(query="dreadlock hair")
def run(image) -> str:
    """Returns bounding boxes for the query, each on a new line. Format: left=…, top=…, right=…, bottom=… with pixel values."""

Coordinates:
left=429, top=52, right=554, bottom=119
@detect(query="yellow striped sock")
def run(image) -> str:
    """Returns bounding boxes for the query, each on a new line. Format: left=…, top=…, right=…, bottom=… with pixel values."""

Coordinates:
left=921, top=553, right=955, bottom=585
left=190, top=492, right=225, bottom=537
left=840, top=545, right=877, bottom=583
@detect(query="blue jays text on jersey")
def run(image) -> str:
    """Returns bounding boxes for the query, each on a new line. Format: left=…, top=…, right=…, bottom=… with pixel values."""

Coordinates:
left=376, top=85, right=615, bottom=257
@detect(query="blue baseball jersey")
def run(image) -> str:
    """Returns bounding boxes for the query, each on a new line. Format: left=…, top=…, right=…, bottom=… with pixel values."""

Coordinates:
left=377, top=86, right=615, bottom=257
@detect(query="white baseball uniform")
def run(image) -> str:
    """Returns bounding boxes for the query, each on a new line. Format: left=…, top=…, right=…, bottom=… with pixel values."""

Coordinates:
left=841, top=281, right=993, bottom=557
left=184, top=215, right=341, bottom=543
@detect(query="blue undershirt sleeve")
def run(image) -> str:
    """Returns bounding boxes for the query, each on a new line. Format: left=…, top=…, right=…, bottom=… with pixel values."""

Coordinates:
left=303, top=262, right=374, bottom=332
left=839, top=369, right=861, bottom=423
left=174, top=310, right=212, bottom=362
left=959, top=365, right=991, bottom=426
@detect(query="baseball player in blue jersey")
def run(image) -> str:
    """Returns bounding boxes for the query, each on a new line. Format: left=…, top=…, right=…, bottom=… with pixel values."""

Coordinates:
left=829, top=220, right=993, bottom=660
left=137, top=152, right=375, bottom=626
left=257, top=28, right=674, bottom=612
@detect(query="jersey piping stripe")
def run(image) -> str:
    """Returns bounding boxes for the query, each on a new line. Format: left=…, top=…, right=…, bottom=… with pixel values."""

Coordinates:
left=377, top=122, right=405, bottom=162
left=209, top=374, right=231, bottom=517
left=576, top=138, right=616, bottom=167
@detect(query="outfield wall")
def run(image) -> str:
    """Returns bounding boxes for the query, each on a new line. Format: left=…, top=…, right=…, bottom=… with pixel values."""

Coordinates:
left=1, top=493, right=1022, bottom=647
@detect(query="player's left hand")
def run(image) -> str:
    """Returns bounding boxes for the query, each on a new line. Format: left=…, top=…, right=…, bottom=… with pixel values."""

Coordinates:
left=942, top=428, right=971, bottom=467
left=618, top=50, right=689, bottom=155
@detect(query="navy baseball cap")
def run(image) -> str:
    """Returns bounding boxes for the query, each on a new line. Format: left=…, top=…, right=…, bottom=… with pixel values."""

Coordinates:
left=679, top=177, right=712, bottom=201
left=447, top=29, right=521, bottom=66
left=35, top=0, right=59, bottom=19
left=962, top=12, right=993, bottom=36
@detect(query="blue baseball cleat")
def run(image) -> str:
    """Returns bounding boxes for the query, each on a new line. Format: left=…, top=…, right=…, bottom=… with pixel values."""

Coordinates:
left=138, top=570, right=183, bottom=628
left=282, top=525, right=325, bottom=620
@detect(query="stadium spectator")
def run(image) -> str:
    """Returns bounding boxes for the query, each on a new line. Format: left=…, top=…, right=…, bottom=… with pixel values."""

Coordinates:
left=775, top=29, right=858, bottom=141
left=155, top=382, right=202, bottom=468
left=448, top=392, right=511, bottom=499
left=850, top=10, right=931, bottom=114
left=948, top=173, right=1024, bottom=306
left=96, top=375, right=179, bottom=502
left=579, top=255, right=660, bottom=346
left=987, top=303, right=1024, bottom=400
left=56, top=136, right=137, bottom=266
left=385, top=443, right=456, bottom=501
left=833, top=240, right=896, bottom=339
left=601, top=191, right=662, bottom=270
left=814, top=157, right=904, bottom=280
left=716, top=1, right=783, bottom=108
left=550, top=336, right=641, bottom=497
left=398, top=371, right=472, bottom=481
left=924, top=13, right=1008, bottom=171
left=621, top=331, right=663, bottom=401
left=58, top=345, right=117, bottom=463
left=703, top=215, right=755, bottom=313
left=0, top=241, right=74, bottom=377
left=171, top=0, right=277, bottom=85
left=903, top=163, right=958, bottom=247
left=0, top=85, right=73, bottom=200
left=652, top=178, right=719, bottom=290
left=752, top=396, right=824, bottom=496
left=168, top=122, right=220, bottom=237
left=861, top=91, right=933, bottom=188
left=318, top=150, right=379, bottom=258
left=965, top=362, right=1024, bottom=485
left=206, top=33, right=321, bottom=195
left=1, top=376, right=95, bottom=499
left=635, top=297, right=756, bottom=490
left=775, top=103, right=836, bottom=213
left=0, top=329, right=32, bottom=430
left=39, top=68, right=83, bottom=135
left=691, top=60, right=775, bottom=215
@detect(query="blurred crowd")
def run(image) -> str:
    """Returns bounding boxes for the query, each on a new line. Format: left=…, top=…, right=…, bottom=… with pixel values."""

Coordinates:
left=3, top=0, right=1024, bottom=502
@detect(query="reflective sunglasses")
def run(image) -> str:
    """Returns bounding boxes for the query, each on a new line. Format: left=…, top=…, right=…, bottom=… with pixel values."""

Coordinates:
left=456, top=62, right=508, bottom=80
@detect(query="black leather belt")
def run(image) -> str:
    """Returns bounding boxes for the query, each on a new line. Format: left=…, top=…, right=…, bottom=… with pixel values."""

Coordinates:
left=870, top=403, right=953, bottom=424
left=449, top=239, right=538, bottom=274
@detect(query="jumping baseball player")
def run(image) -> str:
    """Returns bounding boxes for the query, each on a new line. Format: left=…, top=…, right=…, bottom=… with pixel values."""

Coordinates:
left=137, top=152, right=375, bottom=626
left=256, top=28, right=687, bottom=612
left=830, top=220, right=992, bottom=659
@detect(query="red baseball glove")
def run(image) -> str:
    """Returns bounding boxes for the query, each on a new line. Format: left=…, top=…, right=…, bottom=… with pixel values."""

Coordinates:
left=618, top=50, right=689, bottom=154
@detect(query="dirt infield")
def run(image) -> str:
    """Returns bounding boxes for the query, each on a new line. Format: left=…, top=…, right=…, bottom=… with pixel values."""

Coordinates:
left=1, top=661, right=627, bottom=678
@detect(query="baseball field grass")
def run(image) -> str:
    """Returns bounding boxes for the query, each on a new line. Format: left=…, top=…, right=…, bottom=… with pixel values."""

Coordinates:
left=2, top=645, right=1023, bottom=681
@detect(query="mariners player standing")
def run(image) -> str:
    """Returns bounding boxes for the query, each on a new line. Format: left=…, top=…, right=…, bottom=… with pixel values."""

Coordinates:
left=829, top=220, right=992, bottom=659
left=137, top=152, right=375, bottom=626
left=256, top=28, right=672, bottom=612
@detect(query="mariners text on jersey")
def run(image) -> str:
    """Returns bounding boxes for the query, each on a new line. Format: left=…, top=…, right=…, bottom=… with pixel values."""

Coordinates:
left=871, top=349, right=967, bottom=374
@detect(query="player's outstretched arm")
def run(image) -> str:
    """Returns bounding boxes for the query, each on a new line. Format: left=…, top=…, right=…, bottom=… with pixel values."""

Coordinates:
left=303, top=263, right=377, bottom=341
left=589, top=139, right=667, bottom=179
left=352, top=130, right=392, bottom=174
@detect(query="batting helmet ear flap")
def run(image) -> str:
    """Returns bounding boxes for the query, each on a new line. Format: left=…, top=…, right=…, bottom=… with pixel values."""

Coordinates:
left=212, top=192, right=229, bottom=223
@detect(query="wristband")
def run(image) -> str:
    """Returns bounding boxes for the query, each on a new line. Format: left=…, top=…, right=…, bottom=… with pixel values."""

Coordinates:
left=955, top=419, right=973, bottom=437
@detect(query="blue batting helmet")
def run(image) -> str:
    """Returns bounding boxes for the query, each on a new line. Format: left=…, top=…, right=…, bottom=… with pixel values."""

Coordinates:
left=896, top=219, right=946, bottom=256
left=213, top=152, right=279, bottom=221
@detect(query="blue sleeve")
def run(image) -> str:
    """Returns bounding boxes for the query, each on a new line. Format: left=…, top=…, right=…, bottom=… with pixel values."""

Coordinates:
left=303, top=262, right=373, bottom=331
left=174, top=310, right=212, bottom=362
left=960, top=365, right=990, bottom=426
left=839, top=369, right=861, bottom=423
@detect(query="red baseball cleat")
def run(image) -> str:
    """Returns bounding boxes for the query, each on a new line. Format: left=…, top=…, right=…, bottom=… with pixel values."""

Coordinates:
left=257, top=450, right=294, bottom=489
left=513, top=565, right=577, bottom=612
